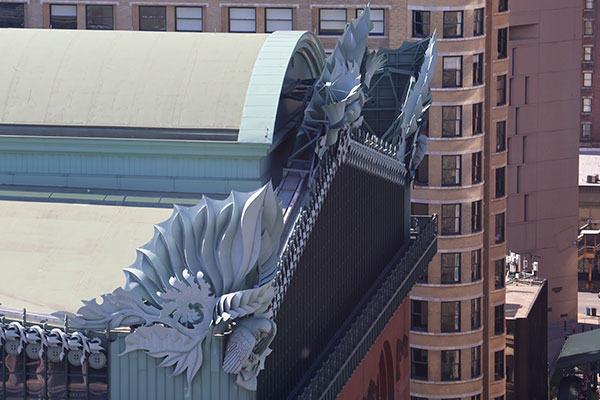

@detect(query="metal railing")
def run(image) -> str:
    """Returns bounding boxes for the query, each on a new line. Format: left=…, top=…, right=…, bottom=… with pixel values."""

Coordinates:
left=297, top=214, right=437, bottom=400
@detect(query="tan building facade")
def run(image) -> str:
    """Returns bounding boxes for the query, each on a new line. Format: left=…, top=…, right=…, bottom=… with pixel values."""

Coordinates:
left=507, top=0, right=580, bottom=327
left=409, top=1, right=507, bottom=399
left=0, top=1, right=509, bottom=399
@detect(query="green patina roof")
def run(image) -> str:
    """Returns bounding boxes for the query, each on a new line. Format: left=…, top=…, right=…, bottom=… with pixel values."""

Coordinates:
left=0, top=29, right=323, bottom=144
left=556, top=328, right=600, bottom=369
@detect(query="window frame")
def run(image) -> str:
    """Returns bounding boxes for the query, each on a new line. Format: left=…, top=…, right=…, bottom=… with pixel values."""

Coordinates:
left=473, top=8, right=484, bottom=36
left=441, top=301, right=461, bottom=332
left=442, top=106, right=462, bottom=137
left=442, top=203, right=462, bottom=235
left=229, top=7, right=256, bottom=33
left=411, top=348, right=428, bottom=380
left=411, top=300, right=428, bottom=331
left=582, top=123, right=592, bottom=139
left=441, top=253, right=461, bottom=284
left=472, top=102, right=483, bottom=134
left=584, top=71, right=593, bottom=87
left=495, top=258, right=505, bottom=289
left=442, top=155, right=462, bottom=187
left=471, top=249, right=482, bottom=282
left=442, top=56, right=463, bottom=88
left=443, top=11, right=463, bottom=38
left=473, top=53, right=484, bottom=85
left=441, top=350, right=461, bottom=381
left=412, top=10, right=430, bottom=38
left=495, top=212, right=505, bottom=243
left=494, top=304, right=505, bottom=335
left=586, top=0, right=595, bottom=9
left=50, top=4, right=78, bottom=29
left=583, top=98, right=593, bottom=113
left=495, top=167, right=506, bottom=198
left=497, top=75, right=507, bottom=106
left=471, top=200, right=482, bottom=233
left=472, top=151, right=482, bottom=184
left=264, top=8, right=293, bottom=33
left=497, top=27, right=508, bottom=59
left=0, top=3, right=25, bottom=28
left=585, top=20, right=595, bottom=36
left=496, top=121, right=506, bottom=152
left=86, top=5, right=114, bottom=30
left=356, top=8, right=384, bottom=35
left=495, top=350, right=505, bottom=381
left=319, top=8, right=346, bottom=36
left=139, top=5, right=166, bottom=31
left=175, top=6, right=203, bottom=32
left=471, top=297, right=481, bottom=330
left=498, top=0, right=508, bottom=12
left=471, top=346, right=481, bottom=378
left=584, top=46, right=594, bottom=62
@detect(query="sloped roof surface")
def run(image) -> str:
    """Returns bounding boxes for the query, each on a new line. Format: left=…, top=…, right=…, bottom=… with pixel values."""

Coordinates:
left=0, top=30, right=268, bottom=131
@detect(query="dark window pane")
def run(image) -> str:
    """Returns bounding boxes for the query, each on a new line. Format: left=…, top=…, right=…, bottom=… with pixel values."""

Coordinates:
left=442, top=204, right=461, bottom=235
left=472, top=102, right=483, bottom=134
left=472, top=152, right=482, bottom=184
left=442, top=106, right=462, bottom=137
left=496, top=121, right=506, bottom=152
left=413, top=10, right=430, bottom=37
left=471, top=346, right=481, bottom=378
left=473, top=53, right=484, bottom=85
left=499, top=0, right=508, bottom=12
left=495, top=258, right=506, bottom=289
left=50, top=4, right=77, bottom=29
left=495, top=212, right=505, bottom=243
left=497, top=75, right=507, bottom=106
left=443, top=56, right=462, bottom=87
left=471, top=200, right=482, bottom=232
left=473, top=8, right=484, bottom=36
left=498, top=28, right=508, bottom=59
left=0, top=3, right=24, bottom=28
left=411, top=348, right=428, bottom=380
left=441, top=301, right=461, bottom=332
left=443, top=11, right=463, bottom=38
left=495, top=350, right=505, bottom=380
left=442, top=155, right=461, bottom=186
left=411, top=300, right=428, bottom=331
left=441, top=253, right=461, bottom=283
left=87, top=5, right=113, bottom=30
left=495, top=304, right=505, bottom=334
left=139, top=6, right=166, bottom=31
left=441, top=350, right=461, bottom=381
left=471, top=249, right=481, bottom=281
left=496, top=167, right=505, bottom=197
left=471, top=297, right=481, bottom=329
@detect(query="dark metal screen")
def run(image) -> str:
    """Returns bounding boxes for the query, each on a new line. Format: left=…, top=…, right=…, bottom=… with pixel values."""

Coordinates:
left=258, top=164, right=407, bottom=399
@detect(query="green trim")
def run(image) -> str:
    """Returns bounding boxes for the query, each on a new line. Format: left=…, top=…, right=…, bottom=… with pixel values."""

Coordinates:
left=238, top=31, right=325, bottom=144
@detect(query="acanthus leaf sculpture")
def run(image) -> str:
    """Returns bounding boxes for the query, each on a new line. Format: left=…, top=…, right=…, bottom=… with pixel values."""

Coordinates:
left=72, top=182, right=283, bottom=393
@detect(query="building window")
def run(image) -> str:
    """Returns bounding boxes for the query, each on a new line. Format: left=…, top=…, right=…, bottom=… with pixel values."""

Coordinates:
left=472, top=102, right=483, bottom=134
left=443, top=11, right=463, bottom=38
left=264, top=8, right=292, bottom=32
left=582, top=123, right=592, bottom=139
left=585, top=20, right=595, bottom=36
left=0, top=3, right=24, bottom=28
left=584, top=46, right=594, bottom=62
left=471, top=200, right=482, bottom=232
left=499, top=0, right=508, bottom=12
left=442, top=204, right=461, bottom=235
left=441, top=301, right=461, bottom=332
left=472, top=396, right=481, bottom=400
left=229, top=7, right=256, bottom=33
left=584, top=72, right=593, bottom=87
left=412, top=10, right=430, bottom=37
left=357, top=8, right=383, bottom=35
left=442, top=106, right=462, bottom=137
left=586, top=0, right=595, bottom=9
left=495, top=258, right=505, bottom=289
left=411, top=300, right=428, bottom=331
left=583, top=98, right=592, bottom=113
left=411, top=348, right=428, bottom=380
left=473, top=8, right=484, bottom=36
left=471, top=297, right=481, bottom=329
left=442, top=155, right=462, bottom=186
left=495, top=304, right=505, bottom=334
left=471, top=346, right=481, bottom=378
left=496, top=167, right=505, bottom=197
left=497, top=28, right=508, bottom=59
left=176, top=7, right=202, bottom=31
left=441, top=253, right=461, bottom=284
left=495, top=350, right=505, bottom=380
left=50, top=5, right=77, bottom=29
left=319, top=8, right=346, bottom=35
left=497, top=75, right=507, bottom=106
left=139, top=6, right=166, bottom=31
left=441, top=350, right=461, bottom=381
left=415, top=155, right=429, bottom=186
left=471, top=249, right=481, bottom=281
left=86, top=5, right=113, bottom=30
left=473, top=53, right=484, bottom=85
left=472, top=152, right=482, bottom=184
left=443, top=56, right=463, bottom=88
left=495, top=212, right=505, bottom=243
left=496, top=121, right=506, bottom=152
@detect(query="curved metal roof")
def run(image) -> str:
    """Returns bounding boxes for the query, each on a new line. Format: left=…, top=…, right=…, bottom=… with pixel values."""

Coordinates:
left=0, top=29, right=324, bottom=143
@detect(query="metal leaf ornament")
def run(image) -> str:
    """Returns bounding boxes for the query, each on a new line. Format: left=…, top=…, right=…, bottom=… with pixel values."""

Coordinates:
left=72, top=183, right=283, bottom=391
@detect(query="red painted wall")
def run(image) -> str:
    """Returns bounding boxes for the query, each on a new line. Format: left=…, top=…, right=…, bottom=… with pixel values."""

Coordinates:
left=337, top=297, right=410, bottom=400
